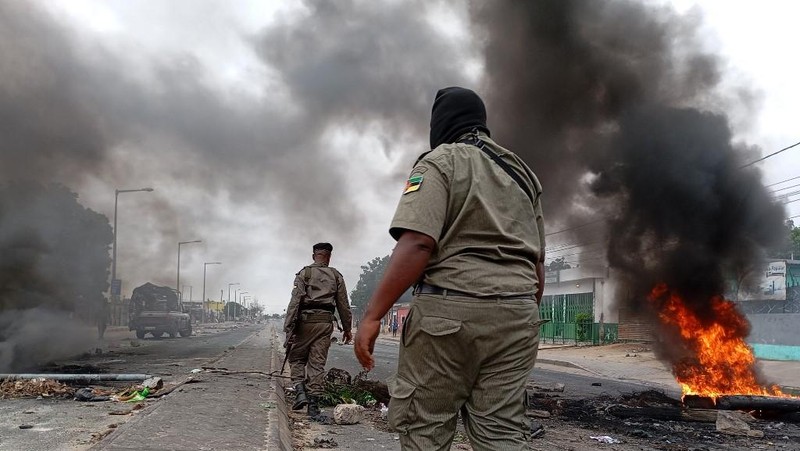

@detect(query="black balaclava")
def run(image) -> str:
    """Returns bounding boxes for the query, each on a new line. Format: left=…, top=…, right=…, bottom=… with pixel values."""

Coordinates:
left=429, top=87, right=491, bottom=150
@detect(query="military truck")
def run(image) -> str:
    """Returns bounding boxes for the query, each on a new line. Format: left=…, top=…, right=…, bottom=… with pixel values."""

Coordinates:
left=129, top=283, right=192, bottom=339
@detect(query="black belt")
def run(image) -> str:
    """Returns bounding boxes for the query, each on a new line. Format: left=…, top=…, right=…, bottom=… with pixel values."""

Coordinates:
left=414, top=283, right=535, bottom=300
left=300, top=304, right=335, bottom=313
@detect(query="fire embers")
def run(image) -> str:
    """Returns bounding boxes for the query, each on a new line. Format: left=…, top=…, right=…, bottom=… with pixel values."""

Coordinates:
left=649, top=283, right=785, bottom=399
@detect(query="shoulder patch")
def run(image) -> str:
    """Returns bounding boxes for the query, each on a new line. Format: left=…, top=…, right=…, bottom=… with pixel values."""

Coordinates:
left=403, top=175, right=423, bottom=194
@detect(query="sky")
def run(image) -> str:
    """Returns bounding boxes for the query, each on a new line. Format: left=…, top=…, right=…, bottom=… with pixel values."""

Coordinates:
left=9, top=0, right=800, bottom=314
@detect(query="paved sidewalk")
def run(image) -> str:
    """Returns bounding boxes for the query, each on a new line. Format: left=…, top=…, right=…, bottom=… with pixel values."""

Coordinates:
left=95, top=325, right=275, bottom=451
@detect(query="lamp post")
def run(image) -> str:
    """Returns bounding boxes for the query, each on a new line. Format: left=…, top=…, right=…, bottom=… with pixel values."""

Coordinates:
left=111, top=187, right=154, bottom=302
left=238, top=291, right=248, bottom=320
left=227, top=283, right=239, bottom=321
left=177, top=240, right=202, bottom=301
left=202, top=262, right=222, bottom=323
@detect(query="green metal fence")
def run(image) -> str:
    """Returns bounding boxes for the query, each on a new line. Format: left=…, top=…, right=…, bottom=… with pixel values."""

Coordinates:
left=539, top=293, right=618, bottom=345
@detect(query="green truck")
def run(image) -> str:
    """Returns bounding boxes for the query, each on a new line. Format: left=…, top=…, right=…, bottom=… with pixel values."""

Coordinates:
left=129, top=283, right=192, bottom=339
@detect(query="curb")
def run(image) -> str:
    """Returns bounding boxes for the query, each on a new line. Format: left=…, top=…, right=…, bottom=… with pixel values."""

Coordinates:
left=268, top=327, right=292, bottom=451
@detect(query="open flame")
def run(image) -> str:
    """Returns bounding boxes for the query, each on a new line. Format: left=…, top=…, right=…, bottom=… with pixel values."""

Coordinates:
left=648, top=283, right=787, bottom=399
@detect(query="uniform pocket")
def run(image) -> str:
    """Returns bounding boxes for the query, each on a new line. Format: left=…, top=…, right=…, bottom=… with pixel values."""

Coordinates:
left=387, top=375, right=417, bottom=434
left=419, top=316, right=462, bottom=336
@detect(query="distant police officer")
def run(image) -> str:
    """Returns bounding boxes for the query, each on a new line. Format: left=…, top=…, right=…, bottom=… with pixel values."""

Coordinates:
left=285, top=242, right=353, bottom=417
left=355, top=87, right=546, bottom=450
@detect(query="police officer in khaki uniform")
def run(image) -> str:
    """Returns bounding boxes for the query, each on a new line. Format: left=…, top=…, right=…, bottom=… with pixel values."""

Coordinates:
left=355, top=87, right=546, bottom=450
left=285, top=242, right=353, bottom=417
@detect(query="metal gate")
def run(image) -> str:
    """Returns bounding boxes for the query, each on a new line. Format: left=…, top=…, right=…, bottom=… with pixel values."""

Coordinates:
left=539, top=293, right=617, bottom=344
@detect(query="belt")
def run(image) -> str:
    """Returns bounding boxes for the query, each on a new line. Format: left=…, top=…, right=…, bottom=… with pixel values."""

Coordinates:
left=414, top=283, right=535, bottom=300
left=301, top=312, right=334, bottom=323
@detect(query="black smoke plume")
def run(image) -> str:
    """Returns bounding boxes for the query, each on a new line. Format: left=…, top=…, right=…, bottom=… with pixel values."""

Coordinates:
left=0, top=183, right=112, bottom=371
left=473, top=0, right=785, bottom=365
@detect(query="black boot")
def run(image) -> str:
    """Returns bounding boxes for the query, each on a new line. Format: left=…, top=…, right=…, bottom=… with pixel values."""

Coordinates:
left=307, top=395, right=320, bottom=417
left=292, top=383, right=308, bottom=410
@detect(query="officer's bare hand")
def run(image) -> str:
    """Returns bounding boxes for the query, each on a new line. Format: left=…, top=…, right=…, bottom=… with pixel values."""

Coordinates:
left=354, top=319, right=380, bottom=370
left=343, top=330, right=353, bottom=344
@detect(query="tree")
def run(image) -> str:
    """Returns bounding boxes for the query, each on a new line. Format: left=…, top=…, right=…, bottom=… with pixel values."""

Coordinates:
left=350, top=255, right=390, bottom=314
left=771, top=220, right=800, bottom=260
left=546, top=256, right=572, bottom=272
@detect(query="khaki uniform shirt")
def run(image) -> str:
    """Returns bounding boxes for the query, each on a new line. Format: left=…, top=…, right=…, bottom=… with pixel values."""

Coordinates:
left=390, top=132, right=545, bottom=297
left=284, top=262, right=353, bottom=332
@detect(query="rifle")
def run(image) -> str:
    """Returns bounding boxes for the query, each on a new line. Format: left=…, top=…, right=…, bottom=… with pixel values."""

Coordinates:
left=281, top=312, right=300, bottom=374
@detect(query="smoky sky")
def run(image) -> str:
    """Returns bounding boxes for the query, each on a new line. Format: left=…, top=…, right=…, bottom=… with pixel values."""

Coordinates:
left=0, top=0, right=786, bottom=318
left=0, top=0, right=472, bottom=298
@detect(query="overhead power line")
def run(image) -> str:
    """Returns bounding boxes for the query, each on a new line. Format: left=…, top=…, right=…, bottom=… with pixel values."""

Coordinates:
left=770, top=182, right=800, bottom=193
left=740, top=140, right=800, bottom=169
left=545, top=218, right=605, bottom=237
left=766, top=175, right=800, bottom=188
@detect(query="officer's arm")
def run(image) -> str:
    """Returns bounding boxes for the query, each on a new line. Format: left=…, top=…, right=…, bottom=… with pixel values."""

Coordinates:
left=284, top=273, right=305, bottom=333
left=334, top=273, right=353, bottom=333
left=362, top=230, right=435, bottom=322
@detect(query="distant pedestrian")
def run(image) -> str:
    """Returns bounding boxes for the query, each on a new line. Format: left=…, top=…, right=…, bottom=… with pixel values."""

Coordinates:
left=391, top=319, right=399, bottom=337
left=355, top=87, right=546, bottom=450
left=284, top=242, right=353, bottom=418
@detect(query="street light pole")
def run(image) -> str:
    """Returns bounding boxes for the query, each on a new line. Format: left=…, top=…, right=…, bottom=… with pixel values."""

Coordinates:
left=177, top=240, right=202, bottom=302
left=202, top=262, right=222, bottom=323
left=238, top=291, right=248, bottom=320
left=110, top=187, right=154, bottom=302
left=227, top=283, right=239, bottom=321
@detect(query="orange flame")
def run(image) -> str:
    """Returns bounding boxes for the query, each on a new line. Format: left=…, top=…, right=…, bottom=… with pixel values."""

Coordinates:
left=648, top=283, right=788, bottom=399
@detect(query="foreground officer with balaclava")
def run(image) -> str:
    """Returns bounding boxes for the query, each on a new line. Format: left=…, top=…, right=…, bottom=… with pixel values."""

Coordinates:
left=355, top=87, right=547, bottom=450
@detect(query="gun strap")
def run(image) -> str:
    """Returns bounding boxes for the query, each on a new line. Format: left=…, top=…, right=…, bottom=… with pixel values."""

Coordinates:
left=458, top=129, right=535, bottom=206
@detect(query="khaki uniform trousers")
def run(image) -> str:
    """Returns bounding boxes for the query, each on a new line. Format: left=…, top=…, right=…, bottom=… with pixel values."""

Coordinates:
left=288, top=314, right=334, bottom=396
left=388, top=293, right=541, bottom=451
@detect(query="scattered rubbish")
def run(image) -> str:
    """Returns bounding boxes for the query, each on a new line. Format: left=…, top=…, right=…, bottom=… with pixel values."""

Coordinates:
left=320, top=369, right=383, bottom=407
left=591, top=382, right=602, bottom=387
left=525, top=409, right=551, bottom=418
left=380, top=403, right=389, bottom=420
left=312, top=436, right=338, bottom=448
left=228, top=346, right=235, bottom=350
left=190, top=369, right=203, bottom=374
left=333, top=403, right=365, bottom=425
left=261, top=402, right=277, bottom=410
left=115, top=387, right=150, bottom=403
left=716, top=411, right=764, bottom=438
left=530, top=420, right=545, bottom=439
left=129, top=340, right=140, bottom=347
left=142, top=377, right=163, bottom=391
left=109, top=410, right=132, bottom=416
left=326, top=368, right=352, bottom=385
left=1, top=378, right=74, bottom=399
left=589, top=435, right=620, bottom=444
left=19, top=424, right=33, bottom=430
left=74, top=387, right=111, bottom=402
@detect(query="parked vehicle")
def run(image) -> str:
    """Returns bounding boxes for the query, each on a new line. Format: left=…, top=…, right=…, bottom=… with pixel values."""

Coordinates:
left=129, top=283, right=192, bottom=339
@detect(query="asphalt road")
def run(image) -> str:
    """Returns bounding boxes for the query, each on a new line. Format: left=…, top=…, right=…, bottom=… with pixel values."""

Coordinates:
left=326, top=339, right=678, bottom=400
left=0, top=322, right=265, bottom=451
